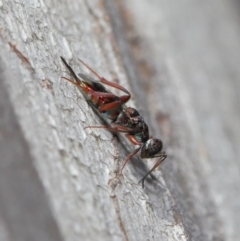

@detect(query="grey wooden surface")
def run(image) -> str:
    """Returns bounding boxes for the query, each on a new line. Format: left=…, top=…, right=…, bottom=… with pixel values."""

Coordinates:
left=0, top=0, right=240, bottom=240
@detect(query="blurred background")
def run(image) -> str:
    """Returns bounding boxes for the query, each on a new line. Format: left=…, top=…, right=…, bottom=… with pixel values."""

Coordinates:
left=116, top=0, right=240, bottom=240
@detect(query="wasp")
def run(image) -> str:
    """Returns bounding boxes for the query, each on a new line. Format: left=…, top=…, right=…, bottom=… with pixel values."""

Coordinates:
left=60, top=57, right=167, bottom=187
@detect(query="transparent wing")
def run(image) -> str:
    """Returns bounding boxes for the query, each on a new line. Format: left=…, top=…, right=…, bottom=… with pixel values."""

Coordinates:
left=78, top=73, right=108, bottom=93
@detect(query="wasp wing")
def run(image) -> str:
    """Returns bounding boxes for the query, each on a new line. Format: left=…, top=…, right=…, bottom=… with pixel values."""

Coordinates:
left=78, top=73, right=109, bottom=93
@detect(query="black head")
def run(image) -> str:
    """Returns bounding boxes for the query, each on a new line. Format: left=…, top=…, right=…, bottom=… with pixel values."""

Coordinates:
left=140, top=138, right=163, bottom=159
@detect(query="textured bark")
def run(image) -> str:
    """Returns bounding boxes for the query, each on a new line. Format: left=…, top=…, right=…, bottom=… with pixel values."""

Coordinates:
left=0, top=0, right=240, bottom=241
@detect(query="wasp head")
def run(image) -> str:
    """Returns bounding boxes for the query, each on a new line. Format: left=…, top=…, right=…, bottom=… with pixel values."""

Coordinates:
left=140, top=138, right=163, bottom=158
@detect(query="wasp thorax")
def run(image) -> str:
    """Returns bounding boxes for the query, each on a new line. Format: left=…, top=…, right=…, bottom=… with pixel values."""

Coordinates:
left=133, top=116, right=149, bottom=142
left=140, top=138, right=163, bottom=158
left=125, top=107, right=140, bottom=117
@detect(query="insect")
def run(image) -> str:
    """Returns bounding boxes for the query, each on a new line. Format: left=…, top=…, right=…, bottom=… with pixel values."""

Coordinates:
left=60, top=57, right=167, bottom=188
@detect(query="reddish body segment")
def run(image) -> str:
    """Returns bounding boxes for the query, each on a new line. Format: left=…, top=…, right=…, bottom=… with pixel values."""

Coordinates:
left=61, top=57, right=167, bottom=187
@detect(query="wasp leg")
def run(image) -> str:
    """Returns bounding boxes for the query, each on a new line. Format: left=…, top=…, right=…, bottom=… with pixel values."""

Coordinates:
left=62, top=77, right=80, bottom=87
left=138, top=154, right=167, bottom=188
left=78, top=58, right=131, bottom=97
left=62, top=77, right=122, bottom=100
left=98, top=101, right=124, bottom=113
left=125, top=134, right=141, bottom=145
left=120, top=146, right=141, bottom=174
left=84, top=124, right=133, bottom=133
left=100, top=77, right=131, bottom=97
left=120, top=134, right=142, bottom=174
